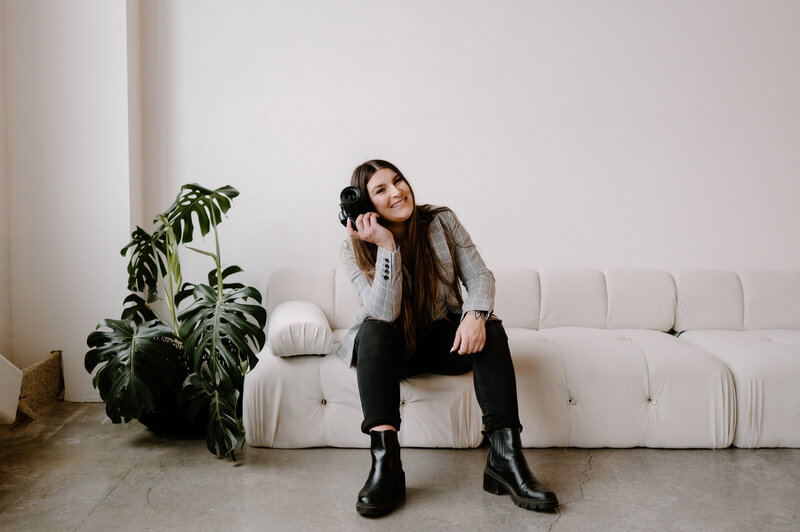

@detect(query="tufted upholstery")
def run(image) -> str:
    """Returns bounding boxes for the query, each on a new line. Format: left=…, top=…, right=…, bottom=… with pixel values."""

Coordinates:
left=244, top=268, right=798, bottom=449
left=674, top=270, right=800, bottom=448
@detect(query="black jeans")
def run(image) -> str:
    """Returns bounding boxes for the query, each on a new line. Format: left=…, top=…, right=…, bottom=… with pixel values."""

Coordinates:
left=353, top=314, right=522, bottom=435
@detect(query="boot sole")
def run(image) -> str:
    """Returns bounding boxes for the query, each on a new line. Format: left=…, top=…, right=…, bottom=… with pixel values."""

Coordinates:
left=356, top=493, right=406, bottom=517
left=483, top=469, right=558, bottom=511
left=356, top=473, right=406, bottom=517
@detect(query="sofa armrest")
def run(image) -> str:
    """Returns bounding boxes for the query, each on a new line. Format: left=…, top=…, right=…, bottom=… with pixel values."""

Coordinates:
left=267, top=300, right=333, bottom=357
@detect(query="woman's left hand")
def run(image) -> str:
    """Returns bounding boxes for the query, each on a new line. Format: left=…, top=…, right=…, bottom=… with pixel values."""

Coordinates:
left=451, top=313, right=486, bottom=355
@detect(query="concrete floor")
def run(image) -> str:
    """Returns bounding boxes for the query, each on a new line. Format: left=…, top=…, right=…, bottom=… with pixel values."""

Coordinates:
left=1, top=403, right=798, bottom=532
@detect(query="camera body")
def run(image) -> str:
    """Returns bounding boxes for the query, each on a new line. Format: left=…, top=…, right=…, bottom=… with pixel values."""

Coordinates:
left=338, top=186, right=371, bottom=227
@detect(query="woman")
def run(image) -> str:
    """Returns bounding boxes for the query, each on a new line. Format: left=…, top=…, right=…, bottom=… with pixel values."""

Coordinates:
left=339, top=159, right=557, bottom=517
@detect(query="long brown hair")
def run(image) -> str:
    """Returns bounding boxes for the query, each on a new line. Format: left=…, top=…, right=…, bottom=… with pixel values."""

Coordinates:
left=349, top=159, right=463, bottom=356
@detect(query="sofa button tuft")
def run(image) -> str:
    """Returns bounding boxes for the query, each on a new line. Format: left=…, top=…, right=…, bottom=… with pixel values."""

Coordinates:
left=400, top=400, right=405, bottom=406
left=321, top=398, right=327, bottom=406
left=568, top=397, right=577, bottom=405
left=647, top=397, right=657, bottom=405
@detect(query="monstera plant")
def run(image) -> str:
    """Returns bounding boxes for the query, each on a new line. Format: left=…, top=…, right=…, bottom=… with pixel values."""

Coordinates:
left=85, top=184, right=266, bottom=461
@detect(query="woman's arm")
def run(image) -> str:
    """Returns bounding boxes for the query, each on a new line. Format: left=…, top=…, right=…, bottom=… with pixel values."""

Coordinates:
left=341, top=222, right=402, bottom=322
left=440, top=210, right=495, bottom=316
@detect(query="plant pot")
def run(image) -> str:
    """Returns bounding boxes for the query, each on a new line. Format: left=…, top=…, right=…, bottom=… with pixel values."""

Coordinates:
left=138, top=338, right=207, bottom=437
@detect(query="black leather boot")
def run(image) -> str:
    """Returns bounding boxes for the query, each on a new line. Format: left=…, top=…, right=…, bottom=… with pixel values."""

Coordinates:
left=356, top=430, right=406, bottom=517
left=483, top=427, right=558, bottom=511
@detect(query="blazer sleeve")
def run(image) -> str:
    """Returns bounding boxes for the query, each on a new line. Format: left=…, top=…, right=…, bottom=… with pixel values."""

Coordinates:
left=341, top=239, right=402, bottom=322
left=440, top=210, right=495, bottom=316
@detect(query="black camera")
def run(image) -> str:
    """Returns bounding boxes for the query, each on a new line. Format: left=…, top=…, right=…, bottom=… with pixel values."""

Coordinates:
left=338, top=186, right=371, bottom=227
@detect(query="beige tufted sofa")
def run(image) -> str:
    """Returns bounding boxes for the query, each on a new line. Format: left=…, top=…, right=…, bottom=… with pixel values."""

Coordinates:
left=243, top=268, right=800, bottom=449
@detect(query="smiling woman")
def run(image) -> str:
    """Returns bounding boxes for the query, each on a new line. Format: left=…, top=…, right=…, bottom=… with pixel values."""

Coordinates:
left=363, top=168, right=414, bottom=228
left=337, top=159, right=558, bottom=517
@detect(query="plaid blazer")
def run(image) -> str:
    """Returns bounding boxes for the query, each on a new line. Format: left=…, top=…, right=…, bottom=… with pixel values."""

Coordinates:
left=336, top=208, right=495, bottom=366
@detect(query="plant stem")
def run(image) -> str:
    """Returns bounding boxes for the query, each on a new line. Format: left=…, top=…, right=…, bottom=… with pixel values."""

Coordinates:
left=213, top=223, right=223, bottom=299
left=211, top=223, right=223, bottom=382
left=164, top=247, right=179, bottom=337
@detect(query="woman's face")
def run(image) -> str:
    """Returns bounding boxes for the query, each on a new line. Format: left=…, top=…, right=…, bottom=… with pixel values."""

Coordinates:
left=366, top=168, right=414, bottom=225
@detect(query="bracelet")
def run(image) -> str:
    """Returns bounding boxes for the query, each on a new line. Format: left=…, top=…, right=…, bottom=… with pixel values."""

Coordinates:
left=472, top=310, right=488, bottom=321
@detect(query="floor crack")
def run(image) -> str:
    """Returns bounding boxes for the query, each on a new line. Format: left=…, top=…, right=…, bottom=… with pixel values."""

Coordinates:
left=575, top=450, right=593, bottom=503
left=548, top=450, right=593, bottom=531
left=72, top=450, right=150, bottom=531
left=547, top=507, right=562, bottom=532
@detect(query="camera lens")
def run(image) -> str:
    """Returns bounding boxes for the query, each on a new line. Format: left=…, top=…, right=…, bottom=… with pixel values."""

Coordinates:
left=340, top=186, right=361, bottom=204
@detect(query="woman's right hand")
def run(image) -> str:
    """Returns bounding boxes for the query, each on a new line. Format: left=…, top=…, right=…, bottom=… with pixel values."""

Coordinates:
left=347, top=213, right=396, bottom=251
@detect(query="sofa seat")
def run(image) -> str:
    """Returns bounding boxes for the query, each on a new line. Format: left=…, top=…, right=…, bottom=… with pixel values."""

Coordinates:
left=507, top=327, right=735, bottom=448
left=243, top=341, right=483, bottom=449
left=674, top=270, right=800, bottom=447
left=678, top=329, right=800, bottom=448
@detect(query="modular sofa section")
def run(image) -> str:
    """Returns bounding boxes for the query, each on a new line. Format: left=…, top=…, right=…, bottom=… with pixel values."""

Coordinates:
left=244, top=347, right=483, bottom=449
left=675, top=270, right=800, bottom=447
left=509, top=328, right=734, bottom=449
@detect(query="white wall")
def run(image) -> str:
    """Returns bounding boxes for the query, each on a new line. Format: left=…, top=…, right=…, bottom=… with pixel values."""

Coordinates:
left=140, top=0, right=800, bottom=305
left=5, top=0, right=132, bottom=400
left=0, top=0, right=12, bottom=364
left=127, top=0, right=143, bottom=230
left=3, top=1, right=799, bottom=401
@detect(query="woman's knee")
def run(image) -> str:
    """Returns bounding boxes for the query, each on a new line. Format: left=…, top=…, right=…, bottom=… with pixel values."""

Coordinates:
left=354, top=318, right=404, bottom=362
left=484, top=317, right=508, bottom=344
left=357, top=318, right=401, bottom=341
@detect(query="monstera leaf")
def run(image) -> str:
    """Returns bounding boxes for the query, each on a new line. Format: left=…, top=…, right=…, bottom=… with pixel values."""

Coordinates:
left=176, top=268, right=266, bottom=460
left=85, top=319, right=179, bottom=423
left=178, top=270, right=266, bottom=379
left=178, top=364, right=243, bottom=461
left=162, top=184, right=239, bottom=244
left=120, top=227, right=167, bottom=303
left=121, top=293, right=158, bottom=324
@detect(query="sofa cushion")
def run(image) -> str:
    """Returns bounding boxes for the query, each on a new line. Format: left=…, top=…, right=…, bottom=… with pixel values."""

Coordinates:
left=245, top=347, right=483, bottom=449
left=507, top=327, right=735, bottom=448
left=679, top=329, right=800, bottom=448
left=539, top=269, right=607, bottom=329
left=605, top=269, right=675, bottom=331
left=334, top=267, right=361, bottom=330
left=267, top=300, right=333, bottom=357
left=674, top=270, right=743, bottom=332
left=493, top=269, right=539, bottom=328
left=739, top=271, right=800, bottom=330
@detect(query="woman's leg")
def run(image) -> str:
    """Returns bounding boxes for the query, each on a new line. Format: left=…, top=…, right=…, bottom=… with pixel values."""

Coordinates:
left=417, top=316, right=557, bottom=512
left=413, top=316, right=521, bottom=432
left=352, top=319, right=406, bottom=517
left=353, top=319, right=405, bottom=434
left=473, top=320, right=558, bottom=511
left=470, top=319, right=522, bottom=433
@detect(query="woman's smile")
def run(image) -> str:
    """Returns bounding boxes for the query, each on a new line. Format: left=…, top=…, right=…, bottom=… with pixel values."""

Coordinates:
left=367, top=168, right=414, bottom=225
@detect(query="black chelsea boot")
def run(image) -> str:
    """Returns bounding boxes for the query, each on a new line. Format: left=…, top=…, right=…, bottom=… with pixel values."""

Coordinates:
left=483, top=427, right=558, bottom=511
left=356, top=430, right=406, bottom=517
